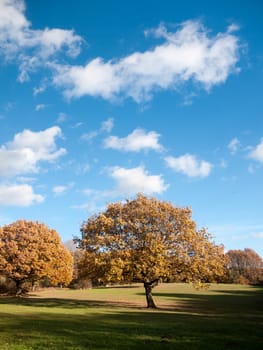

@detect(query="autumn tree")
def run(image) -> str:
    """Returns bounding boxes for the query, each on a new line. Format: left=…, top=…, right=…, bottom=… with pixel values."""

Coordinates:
left=225, top=248, right=263, bottom=284
left=77, top=194, right=225, bottom=308
left=0, top=220, right=73, bottom=295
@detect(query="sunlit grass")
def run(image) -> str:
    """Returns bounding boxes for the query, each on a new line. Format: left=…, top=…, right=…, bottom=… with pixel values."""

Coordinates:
left=0, top=283, right=262, bottom=349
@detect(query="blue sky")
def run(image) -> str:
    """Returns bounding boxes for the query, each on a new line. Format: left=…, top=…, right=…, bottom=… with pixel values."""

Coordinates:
left=0, top=0, right=263, bottom=257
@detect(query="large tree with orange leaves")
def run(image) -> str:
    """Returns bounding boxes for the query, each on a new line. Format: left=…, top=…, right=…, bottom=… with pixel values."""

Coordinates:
left=0, top=220, right=73, bottom=295
left=77, top=194, right=225, bottom=308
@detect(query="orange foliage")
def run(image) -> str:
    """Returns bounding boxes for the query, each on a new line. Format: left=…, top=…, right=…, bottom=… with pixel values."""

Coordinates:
left=225, top=248, right=263, bottom=284
left=0, top=220, right=73, bottom=293
left=77, top=194, right=225, bottom=306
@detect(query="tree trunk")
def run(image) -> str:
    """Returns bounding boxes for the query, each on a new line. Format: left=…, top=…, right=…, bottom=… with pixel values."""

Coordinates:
left=15, top=280, right=23, bottom=296
left=144, top=280, right=158, bottom=308
left=32, top=280, right=37, bottom=292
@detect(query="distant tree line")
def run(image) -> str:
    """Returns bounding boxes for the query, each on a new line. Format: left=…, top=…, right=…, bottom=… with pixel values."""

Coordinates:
left=0, top=195, right=262, bottom=304
left=225, top=248, right=262, bottom=285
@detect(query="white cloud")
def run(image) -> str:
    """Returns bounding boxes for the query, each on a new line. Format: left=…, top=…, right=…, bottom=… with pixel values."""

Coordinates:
left=53, top=20, right=240, bottom=102
left=73, top=167, right=168, bottom=213
left=0, top=0, right=82, bottom=80
left=72, top=122, right=84, bottom=129
left=81, top=130, right=99, bottom=142
left=53, top=58, right=121, bottom=100
left=33, top=82, right=47, bottom=96
left=101, top=118, right=114, bottom=133
left=0, top=183, right=44, bottom=206
left=71, top=200, right=103, bottom=214
left=56, top=112, right=67, bottom=123
left=53, top=185, right=67, bottom=195
left=35, top=104, right=46, bottom=111
left=248, top=138, right=263, bottom=163
left=52, top=182, right=74, bottom=196
left=0, top=2, right=240, bottom=102
left=104, top=128, right=163, bottom=152
left=228, top=137, right=241, bottom=154
left=0, top=126, right=66, bottom=177
left=75, top=163, right=90, bottom=175
left=81, top=118, right=115, bottom=142
left=165, top=154, right=212, bottom=177
left=109, top=166, right=168, bottom=196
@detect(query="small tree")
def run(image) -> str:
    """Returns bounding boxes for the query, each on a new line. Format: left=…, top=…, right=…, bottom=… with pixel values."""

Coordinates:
left=0, top=220, right=73, bottom=295
left=225, top=248, right=263, bottom=284
left=77, top=194, right=225, bottom=308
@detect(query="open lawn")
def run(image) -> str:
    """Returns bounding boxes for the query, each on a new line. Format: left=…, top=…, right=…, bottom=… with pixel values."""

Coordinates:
left=0, top=283, right=262, bottom=350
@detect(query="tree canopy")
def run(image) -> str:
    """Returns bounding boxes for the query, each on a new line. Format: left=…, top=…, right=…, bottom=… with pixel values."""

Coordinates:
left=226, top=248, right=263, bottom=284
left=0, top=220, right=73, bottom=295
left=77, top=194, right=225, bottom=308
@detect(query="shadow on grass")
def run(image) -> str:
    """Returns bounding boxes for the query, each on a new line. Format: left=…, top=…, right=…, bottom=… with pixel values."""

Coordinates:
left=0, top=285, right=262, bottom=313
left=0, top=286, right=262, bottom=350
left=0, top=296, right=145, bottom=310
left=149, top=286, right=263, bottom=315
left=98, top=284, right=140, bottom=289
left=0, top=304, right=262, bottom=350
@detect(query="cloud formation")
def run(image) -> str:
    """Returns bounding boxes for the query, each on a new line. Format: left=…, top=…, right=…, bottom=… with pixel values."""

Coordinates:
left=248, top=139, right=263, bottom=163
left=0, top=126, right=66, bottom=177
left=52, top=182, right=74, bottom=196
left=104, top=128, right=163, bottom=152
left=0, top=1, right=240, bottom=103
left=165, top=154, right=212, bottom=177
left=100, top=118, right=114, bottom=133
left=0, top=0, right=82, bottom=81
left=109, top=166, right=168, bottom=195
left=53, top=20, right=240, bottom=102
left=0, top=183, right=44, bottom=206
left=228, top=137, right=241, bottom=154
left=81, top=118, right=114, bottom=143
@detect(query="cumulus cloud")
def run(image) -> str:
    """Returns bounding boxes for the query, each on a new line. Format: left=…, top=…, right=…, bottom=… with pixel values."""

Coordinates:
left=53, top=20, right=240, bottom=102
left=0, top=126, right=66, bottom=177
left=0, top=183, right=44, bottom=206
left=0, top=2, right=240, bottom=102
left=0, top=0, right=82, bottom=80
left=165, top=154, right=212, bottom=177
left=228, top=137, right=241, bottom=154
left=109, top=166, right=168, bottom=195
left=248, top=139, right=263, bottom=163
left=104, top=128, right=163, bottom=152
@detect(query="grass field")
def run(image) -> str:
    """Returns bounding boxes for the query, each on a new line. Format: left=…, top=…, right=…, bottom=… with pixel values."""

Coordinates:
left=0, top=283, right=262, bottom=350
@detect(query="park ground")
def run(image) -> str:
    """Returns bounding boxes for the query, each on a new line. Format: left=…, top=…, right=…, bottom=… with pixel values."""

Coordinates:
left=0, top=283, right=262, bottom=350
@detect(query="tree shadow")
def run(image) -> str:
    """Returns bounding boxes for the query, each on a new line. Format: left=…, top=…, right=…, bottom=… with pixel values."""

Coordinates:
left=99, top=284, right=140, bottom=289
left=0, top=295, right=144, bottom=310
left=135, top=285, right=263, bottom=316
left=1, top=285, right=262, bottom=314
left=0, top=298, right=262, bottom=350
left=0, top=285, right=263, bottom=349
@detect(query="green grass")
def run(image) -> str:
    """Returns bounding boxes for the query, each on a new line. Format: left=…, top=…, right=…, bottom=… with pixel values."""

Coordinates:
left=0, top=283, right=262, bottom=349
